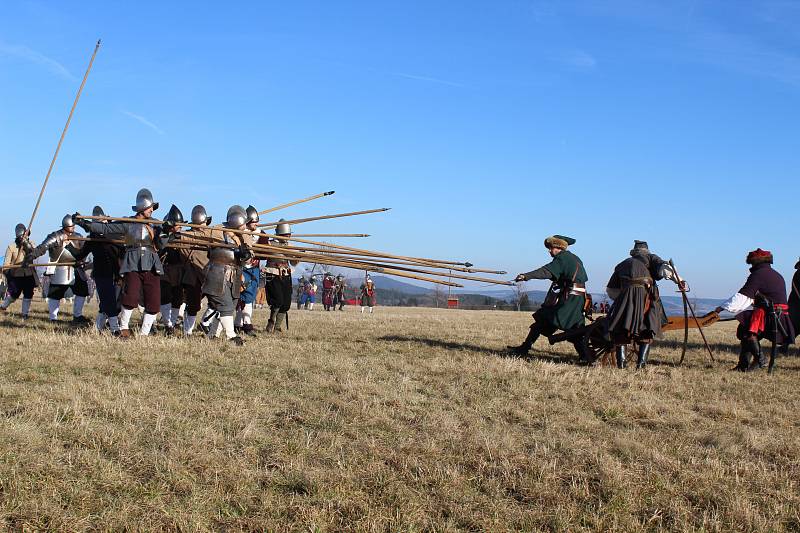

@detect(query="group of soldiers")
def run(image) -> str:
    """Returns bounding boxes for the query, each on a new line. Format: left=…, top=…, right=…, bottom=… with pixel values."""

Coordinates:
left=509, top=235, right=797, bottom=372
left=1, top=188, right=299, bottom=345
left=294, top=273, right=377, bottom=313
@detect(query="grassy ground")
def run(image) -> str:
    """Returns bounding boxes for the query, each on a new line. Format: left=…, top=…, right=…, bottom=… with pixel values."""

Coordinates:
left=0, top=301, right=798, bottom=531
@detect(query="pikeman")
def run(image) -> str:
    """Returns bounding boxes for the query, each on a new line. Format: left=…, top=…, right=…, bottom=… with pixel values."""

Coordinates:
left=333, top=274, right=347, bottom=310
left=0, top=224, right=38, bottom=319
left=360, top=276, right=376, bottom=313
left=605, top=240, right=683, bottom=369
left=713, top=248, right=795, bottom=372
left=322, top=272, right=335, bottom=311
left=264, top=218, right=299, bottom=332
left=508, top=235, right=590, bottom=362
left=77, top=188, right=166, bottom=337
left=179, top=205, right=212, bottom=335
left=22, top=214, right=90, bottom=324
left=296, top=277, right=307, bottom=310
left=158, top=204, right=186, bottom=335
left=233, top=205, right=263, bottom=337
left=201, top=205, right=251, bottom=345
left=72, top=206, right=123, bottom=334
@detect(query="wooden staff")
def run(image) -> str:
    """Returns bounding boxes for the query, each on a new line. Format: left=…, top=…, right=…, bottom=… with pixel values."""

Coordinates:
left=257, top=190, right=335, bottom=216
left=1, top=262, right=77, bottom=270
left=26, top=40, right=101, bottom=236
left=258, top=208, right=390, bottom=228
left=670, top=260, right=715, bottom=363
left=291, top=233, right=370, bottom=238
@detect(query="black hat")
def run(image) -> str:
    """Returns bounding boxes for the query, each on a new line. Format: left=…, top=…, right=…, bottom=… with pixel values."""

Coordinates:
left=630, top=240, right=649, bottom=255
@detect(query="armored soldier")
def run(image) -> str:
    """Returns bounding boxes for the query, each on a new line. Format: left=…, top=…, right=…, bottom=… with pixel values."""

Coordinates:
left=360, top=276, right=376, bottom=313
left=158, top=204, right=186, bottom=335
left=333, top=274, right=347, bottom=310
left=234, top=205, right=263, bottom=336
left=713, top=249, right=795, bottom=371
left=78, top=188, right=165, bottom=337
left=605, top=240, right=682, bottom=369
left=322, top=272, right=335, bottom=311
left=508, top=235, right=589, bottom=361
left=73, top=206, right=123, bottom=333
left=201, top=205, right=251, bottom=345
left=178, top=205, right=212, bottom=335
left=264, top=219, right=299, bottom=332
left=23, top=214, right=90, bottom=324
left=0, top=224, right=38, bottom=319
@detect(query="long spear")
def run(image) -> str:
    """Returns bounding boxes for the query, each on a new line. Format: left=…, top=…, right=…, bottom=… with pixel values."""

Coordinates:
left=257, top=190, right=335, bottom=216
left=26, top=39, right=101, bottom=236
left=258, top=208, right=390, bottom=228
left=291, top=233, right=370, bottom=238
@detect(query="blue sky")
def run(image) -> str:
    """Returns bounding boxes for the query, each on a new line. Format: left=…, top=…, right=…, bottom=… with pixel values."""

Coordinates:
left=1, top=1, right=798, bottom=297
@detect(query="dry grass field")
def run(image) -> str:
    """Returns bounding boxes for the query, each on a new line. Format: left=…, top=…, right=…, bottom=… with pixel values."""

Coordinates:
left=1, top=301, right=798, bottom=531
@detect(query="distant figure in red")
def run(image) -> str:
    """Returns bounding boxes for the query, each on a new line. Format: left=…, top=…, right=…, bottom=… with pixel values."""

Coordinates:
left=360, top=276, right=376, bottom=314
left=322, top=272, right=335, bottom=311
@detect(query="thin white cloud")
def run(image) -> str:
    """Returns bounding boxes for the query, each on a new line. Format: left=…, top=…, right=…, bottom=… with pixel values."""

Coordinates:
left=121, top=110, right=166, bottom=136
left=392, top=72, right=466, bottom=88
left=0, top=43, right=75, bottom=81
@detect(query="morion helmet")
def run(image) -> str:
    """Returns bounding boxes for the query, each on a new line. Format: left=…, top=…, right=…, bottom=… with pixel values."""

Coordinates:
left=14, top=223, right=26, bottom=238
left=191, top=205, right=211, bottom=225
left=132, top=188, right=159, bottom=213
left=61, top=214, right=75, bottom=229
left=275, top=218, right=291, bottom=236
left=245, top=205, right=260, bottom=224
left=164, top=204, right=185, bottom=224
left=92, top=205, right=105, bottom=217
left=226, top=205, right=247, bottom=228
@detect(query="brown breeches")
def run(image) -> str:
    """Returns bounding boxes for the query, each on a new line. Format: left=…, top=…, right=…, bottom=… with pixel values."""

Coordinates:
left=121, top=271, right=161, bottom=314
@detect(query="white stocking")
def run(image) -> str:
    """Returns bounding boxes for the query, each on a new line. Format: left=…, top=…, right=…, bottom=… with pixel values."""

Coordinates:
left=119, top=307, right=134, bottom=330
left=95, top=312, right=107, bottom=332
left=21, top=298, right=32, bottom=316
left=170, top=307, right=181, bottom=326
left=160, top=303, right=173, bottom=326
left=219, top=315, right=237, bottom=339
left=183, top=314, right=197, bottom=335
left=48, top=298, right=60, bottom=320
left=73, top=295, right=86, bottom=318
left=242, top=302, right=253, bottom=325
left=140, top=313, right=157, bottom=336
left=108, top=315, right=120, bottom=333
left=1, top=295, right=14, bottom=309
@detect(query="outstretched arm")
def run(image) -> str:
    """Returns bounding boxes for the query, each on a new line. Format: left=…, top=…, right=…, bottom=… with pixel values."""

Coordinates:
left=515, top=266, right=552, bottom=282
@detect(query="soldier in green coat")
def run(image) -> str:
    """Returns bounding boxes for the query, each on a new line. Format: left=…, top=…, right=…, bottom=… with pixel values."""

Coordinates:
left=508, top=235, right=590, bottom=361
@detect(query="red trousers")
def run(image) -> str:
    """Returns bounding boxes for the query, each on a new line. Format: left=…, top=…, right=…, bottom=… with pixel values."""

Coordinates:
left=121, top=271, right=161, bottom=314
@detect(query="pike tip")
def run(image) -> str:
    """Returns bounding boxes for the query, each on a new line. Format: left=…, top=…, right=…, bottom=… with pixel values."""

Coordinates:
left=325, top=190, right=335, bottom=195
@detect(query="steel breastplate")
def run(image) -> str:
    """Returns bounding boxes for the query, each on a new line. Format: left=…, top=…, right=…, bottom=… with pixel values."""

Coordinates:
left=209, top=246, right=236, bottom=265
left=124, top=223, right=153, bottom=247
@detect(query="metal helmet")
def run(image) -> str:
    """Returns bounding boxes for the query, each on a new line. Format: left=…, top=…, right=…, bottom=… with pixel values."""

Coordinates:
left=336, top=274, right=343, bottom=280
left=245, top=205, right=260, bottom=224
left=132, top=188, right=159, bottom=213
left=226, top=205, right=247, bottom=228
left=92, top=205, right=105, bottom=217
left=275, top=218, right=292, bottom=236
left=191, top=204, right=211, bottom=225
left=14, top=223, right=26, bottom=238
left=61, top=214, right=75, bottom=229
left=164, top=204, right=185, bottom=224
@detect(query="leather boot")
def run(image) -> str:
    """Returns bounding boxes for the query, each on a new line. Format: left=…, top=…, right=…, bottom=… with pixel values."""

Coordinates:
left=572, top=341, right=591, bottom=365
left=732, top=340, right=751, bottom=371
left=265, top=308, right=278, bottom=333
left=274, top=312, right=286, bottom=333
left=746, top=337, right=765, bottom=371
left=507, top=326, right=540, bottom=356
left=615, top=345, right=627, bottom=369
left=636, top=343, right=651, bottom=369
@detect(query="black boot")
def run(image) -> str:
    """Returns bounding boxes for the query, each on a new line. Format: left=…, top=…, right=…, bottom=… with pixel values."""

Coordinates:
left=635, top=343, right=651, bottom=369
left=733, top=340, right=751, bottom=372
left=572, top=341, right=591, bottom=365
left=615, top=345, right=627, bottom=369
left=508, top=326, right=540, bottom=356
left=746, top=338, right=765, bottom=371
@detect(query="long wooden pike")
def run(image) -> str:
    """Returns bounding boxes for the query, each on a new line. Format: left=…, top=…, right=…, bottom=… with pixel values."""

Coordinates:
left=291, top=233, right=370, bottom=238
left=26, top=40, right=101, bottom=236
left=257, top=190, right=335, bottom=216
left=258, top=208, right=390, bottom=228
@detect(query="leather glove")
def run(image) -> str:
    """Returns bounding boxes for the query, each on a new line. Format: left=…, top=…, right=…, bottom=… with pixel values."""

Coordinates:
left=73, top=212, right=90, bottom=231
left=514, top=274, right=526, bottom=282
left=238, top=244, right=253, bottom=262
